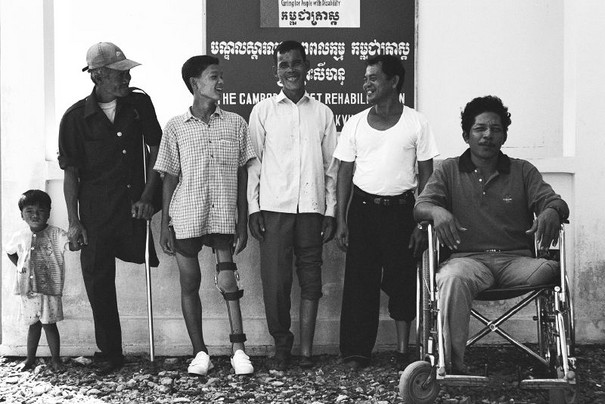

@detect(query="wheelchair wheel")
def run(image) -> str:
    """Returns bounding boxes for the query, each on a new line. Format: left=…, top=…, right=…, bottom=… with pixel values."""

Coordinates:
left=540, top=287, right=577, bottom=404
left=551, top=281, right=577, bottom=404
left=418, top=252, right=432, bottom=359
left=538, top=291, right=558, bottom=368
left=563, top=275, right=576, bottom=356
left=399, top=360, right=439, bottom=404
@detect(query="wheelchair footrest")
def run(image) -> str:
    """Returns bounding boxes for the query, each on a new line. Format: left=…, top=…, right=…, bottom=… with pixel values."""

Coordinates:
left=438, top=375, right=490, bottom=387
left=520, top=378, right=572, bottom=390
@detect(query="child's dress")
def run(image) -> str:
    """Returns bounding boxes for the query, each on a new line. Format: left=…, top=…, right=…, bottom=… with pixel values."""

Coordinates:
left=5, top=225, right=70, bottom=325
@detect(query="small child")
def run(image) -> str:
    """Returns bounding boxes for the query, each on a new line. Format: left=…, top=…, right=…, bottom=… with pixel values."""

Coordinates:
left=5, top=189, right=77, bottom=372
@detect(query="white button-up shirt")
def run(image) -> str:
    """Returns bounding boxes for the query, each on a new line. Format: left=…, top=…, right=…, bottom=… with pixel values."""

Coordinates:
left=247, top=91, right=337, bottom=217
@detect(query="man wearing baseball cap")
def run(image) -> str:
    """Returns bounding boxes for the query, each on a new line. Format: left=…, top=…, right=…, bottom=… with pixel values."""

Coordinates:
left=58, top=42, right=162, bottom=375
left=81, top=42, right=141, bottom=72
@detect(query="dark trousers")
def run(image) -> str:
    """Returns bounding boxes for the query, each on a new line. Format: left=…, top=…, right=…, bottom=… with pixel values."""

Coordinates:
left=340, top=191, right=417, bottom=361
left=259, top=211, right=324, bottom=356
left=80, top=216, right=158, bottom=362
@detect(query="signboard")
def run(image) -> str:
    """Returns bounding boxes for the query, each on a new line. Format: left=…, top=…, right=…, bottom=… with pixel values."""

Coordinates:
left=271, top=0, right=360, bottom=28
left=207, top=0, right=415, bottom=131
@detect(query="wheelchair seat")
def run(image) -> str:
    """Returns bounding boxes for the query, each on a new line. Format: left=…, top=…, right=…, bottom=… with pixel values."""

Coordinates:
left=475, top=283, right=557, bottom=301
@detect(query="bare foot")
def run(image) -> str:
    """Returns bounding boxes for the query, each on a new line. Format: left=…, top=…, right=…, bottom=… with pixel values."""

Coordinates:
left=19, top=359, right=35, bottom=371
left=50, top=359, right=63, bottom=373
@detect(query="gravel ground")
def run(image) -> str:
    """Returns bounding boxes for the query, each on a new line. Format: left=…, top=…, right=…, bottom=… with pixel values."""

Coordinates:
left=1, top=345, right=603, bottom=403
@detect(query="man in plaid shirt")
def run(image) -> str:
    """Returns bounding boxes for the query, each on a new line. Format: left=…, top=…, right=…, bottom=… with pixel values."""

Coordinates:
left=154, top=55, right=256, bottom=376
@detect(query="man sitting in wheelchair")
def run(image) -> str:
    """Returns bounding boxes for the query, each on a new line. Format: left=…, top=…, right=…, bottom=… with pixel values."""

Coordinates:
left=414, top=95, right=569, bottom=375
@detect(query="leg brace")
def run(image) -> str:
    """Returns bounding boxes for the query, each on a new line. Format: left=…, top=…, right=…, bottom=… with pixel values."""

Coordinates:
left=215, top=261, right=246, bottom=344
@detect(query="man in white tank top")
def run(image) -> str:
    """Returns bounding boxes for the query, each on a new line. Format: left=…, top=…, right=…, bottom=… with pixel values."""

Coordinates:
left=333, top=55, right=439, bottom=370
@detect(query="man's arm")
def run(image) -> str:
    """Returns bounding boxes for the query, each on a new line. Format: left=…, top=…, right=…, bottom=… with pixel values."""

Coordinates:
left=417, top=159, right=433, bottom=194
left=414, top=163, right=467, bottom=252
left=524, top=162, right=569, bottom=249
left=413, top=160, right=467, bottom=250
left=247, top=107, right=266, bottom=241
left=247, top=158, right=265, bottom=241
left=132, top=145, right=161, bottom=220
left=63, top=166, right=87, bottom=246
left=526, top=208, right=561, bottom=250
left=335, top=161, right=354, bottom=251
left=414, top=201, right=466, bottom=251
left=159, top=172, right=178, bottom=255
left=234, top=165, right=249, bottom=254
left=407, top=159, right=434, bottom=257
left=321, top=113, right=338, bottom=243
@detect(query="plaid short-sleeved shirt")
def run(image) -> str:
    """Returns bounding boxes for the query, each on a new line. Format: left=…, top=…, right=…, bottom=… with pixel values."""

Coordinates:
left=154, top=106, right=256, bottom=239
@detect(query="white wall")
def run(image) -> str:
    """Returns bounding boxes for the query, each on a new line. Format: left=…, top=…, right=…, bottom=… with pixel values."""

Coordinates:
left=51, top=0, right=204, bottom=139
left=568, top=0, right=605, bottom=341
left=1, top=2, right=51, bottom=347
left=417, top=0, right=564, bottom=160
left=2, top=0, right=604, bottom=357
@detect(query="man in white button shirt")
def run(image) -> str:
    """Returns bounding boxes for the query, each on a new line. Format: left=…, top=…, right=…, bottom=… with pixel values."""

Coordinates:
left=334, top=55, right=439, bottom=370
left=247, top=40, right=338, bottom=370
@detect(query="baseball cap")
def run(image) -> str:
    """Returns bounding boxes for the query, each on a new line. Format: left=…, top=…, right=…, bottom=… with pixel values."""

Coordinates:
left=82, top=42, right=141, bottom=72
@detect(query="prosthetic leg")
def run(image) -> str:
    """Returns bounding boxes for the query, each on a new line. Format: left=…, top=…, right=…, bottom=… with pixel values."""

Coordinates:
left=214, top=257, right=254, bottom=375
left=299, top=299, right=319, bottom=368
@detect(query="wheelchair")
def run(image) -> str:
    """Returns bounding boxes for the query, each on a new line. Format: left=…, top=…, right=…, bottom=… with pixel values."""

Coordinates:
left=399, top=223, right=577, bottom=404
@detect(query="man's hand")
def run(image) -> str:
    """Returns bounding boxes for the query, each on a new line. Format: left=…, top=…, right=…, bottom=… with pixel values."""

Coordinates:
left=234, top=221, right=249, bottom=255
left=526, top=208, right=560, bottom=250
left=249, top=212, right=266, bottom=241
left=432, top=207, right=467, bottom=250
left=408, top=226, right=428, bottom=258
left=335, top=219, right=349, bottom=252
left=160, top=223, right=176, bottom=256
left=321, top=216, right=336, bottom=243
left=131, top=197, right=154, bottom=220
left=68, top=220, right=88, bottom=247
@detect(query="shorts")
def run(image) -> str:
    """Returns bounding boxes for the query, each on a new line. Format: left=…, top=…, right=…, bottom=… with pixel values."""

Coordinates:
left=173, top=232, right=234, bottom=257
left=20, top=293, right=63, bottom=325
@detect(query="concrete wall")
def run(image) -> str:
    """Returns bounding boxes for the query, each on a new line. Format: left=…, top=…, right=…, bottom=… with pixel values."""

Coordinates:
left=566, top=0, right=605, bottom=342
left=416, top=0, right=605, bottom=344
left=2, top=0, right=604, bottom=357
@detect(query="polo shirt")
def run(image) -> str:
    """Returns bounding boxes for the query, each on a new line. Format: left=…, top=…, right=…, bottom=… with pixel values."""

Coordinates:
left=415, top=149, right=569, bottom=252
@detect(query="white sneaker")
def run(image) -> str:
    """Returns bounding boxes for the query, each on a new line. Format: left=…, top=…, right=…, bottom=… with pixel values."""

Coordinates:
left=230, top=349, right=254, bottom=375
left=188, top=351, right=214, bottom=376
